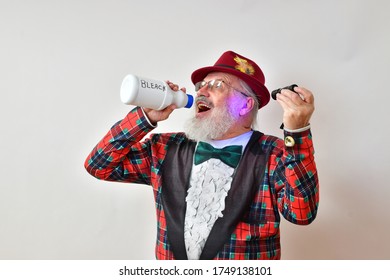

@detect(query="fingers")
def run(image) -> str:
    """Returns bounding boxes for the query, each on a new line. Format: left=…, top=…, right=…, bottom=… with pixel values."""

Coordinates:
left=166, top=80, right=187, bottom=94
left=293, top=86, right=314, bottom=104
left=277, top=89, right=302, bottom=106
left=276, top=86, right=315, bottom=130
left=166, top=80, right=179, bottom=92
left=276, top=86, right=314, bottom=106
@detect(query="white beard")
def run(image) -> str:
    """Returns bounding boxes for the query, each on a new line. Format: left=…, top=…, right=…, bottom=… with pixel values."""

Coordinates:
left=184, top=99, right=239, bottom=141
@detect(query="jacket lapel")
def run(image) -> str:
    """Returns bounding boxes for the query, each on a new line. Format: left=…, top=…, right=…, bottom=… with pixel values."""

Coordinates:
left=199, top=131, right=267, bottom=259
left=161, top=137, right=196, bottom=260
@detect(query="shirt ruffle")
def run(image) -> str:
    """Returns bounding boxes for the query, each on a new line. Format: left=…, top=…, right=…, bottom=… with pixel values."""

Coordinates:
left=184, top=158, right=234, bottom=260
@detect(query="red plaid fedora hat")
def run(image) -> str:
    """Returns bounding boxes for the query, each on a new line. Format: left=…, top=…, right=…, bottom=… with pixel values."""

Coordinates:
left=191, top=51, right=270, bottom=109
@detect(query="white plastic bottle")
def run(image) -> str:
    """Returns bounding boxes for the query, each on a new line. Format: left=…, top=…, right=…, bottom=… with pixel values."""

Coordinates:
left=120, top=74, right=194, bottom=110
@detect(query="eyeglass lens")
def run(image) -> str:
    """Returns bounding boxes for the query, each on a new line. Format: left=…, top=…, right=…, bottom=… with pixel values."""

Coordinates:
left=195, top=80, right=224, bottom=92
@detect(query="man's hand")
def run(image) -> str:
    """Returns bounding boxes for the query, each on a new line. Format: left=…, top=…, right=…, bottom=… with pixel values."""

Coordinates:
left=276, top=86, right=315, bottom=130
left=143, top=81, right=186, bottom=125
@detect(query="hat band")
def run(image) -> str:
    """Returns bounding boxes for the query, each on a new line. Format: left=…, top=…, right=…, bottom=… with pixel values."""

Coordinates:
left=215, top=64, right=236, bottom=70
left=215, top=64, right=256, bottom=77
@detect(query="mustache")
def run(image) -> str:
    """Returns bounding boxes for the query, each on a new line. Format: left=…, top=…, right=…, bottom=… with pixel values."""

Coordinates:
left=195, top=96, right=213, bottom=107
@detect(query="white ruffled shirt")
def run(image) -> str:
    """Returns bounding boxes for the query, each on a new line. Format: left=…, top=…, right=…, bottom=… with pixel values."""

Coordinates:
left=184, top=131, right=253, bottom=260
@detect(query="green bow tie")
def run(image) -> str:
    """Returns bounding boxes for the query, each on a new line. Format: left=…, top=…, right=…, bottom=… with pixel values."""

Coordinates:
left=194, top=141, right=242, bottom=168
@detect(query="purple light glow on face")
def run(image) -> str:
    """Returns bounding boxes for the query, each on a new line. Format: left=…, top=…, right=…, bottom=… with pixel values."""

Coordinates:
left=225, top=93, right=245, bottom=118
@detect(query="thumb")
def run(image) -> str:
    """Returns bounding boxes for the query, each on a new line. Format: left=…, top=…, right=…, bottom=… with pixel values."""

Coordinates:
left=160, top=104, right=177, bottom=119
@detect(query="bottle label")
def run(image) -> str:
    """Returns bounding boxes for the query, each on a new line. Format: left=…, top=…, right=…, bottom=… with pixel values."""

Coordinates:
left=140, top=79, right=166, bottom=92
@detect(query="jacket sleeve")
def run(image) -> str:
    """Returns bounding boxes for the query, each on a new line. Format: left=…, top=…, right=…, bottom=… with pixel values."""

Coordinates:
left=84, top=107, right=156, bottom=185
left=272, top=129, right=319, bottom=225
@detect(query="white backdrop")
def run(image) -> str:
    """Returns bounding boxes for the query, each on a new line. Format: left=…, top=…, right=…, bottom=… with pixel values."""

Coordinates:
left=1, top=0, right=389, bottom=259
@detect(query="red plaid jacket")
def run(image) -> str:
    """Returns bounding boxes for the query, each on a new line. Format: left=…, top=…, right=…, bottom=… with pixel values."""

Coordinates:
left=84, top=107, right=319, bottom=260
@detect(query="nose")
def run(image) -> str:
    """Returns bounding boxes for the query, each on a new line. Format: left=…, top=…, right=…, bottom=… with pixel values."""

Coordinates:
left=196, top=83, right=210, bottom=98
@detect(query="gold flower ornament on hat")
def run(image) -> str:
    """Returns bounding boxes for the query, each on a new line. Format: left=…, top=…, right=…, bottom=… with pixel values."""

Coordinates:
left=234, top=56, right=255, bottom=75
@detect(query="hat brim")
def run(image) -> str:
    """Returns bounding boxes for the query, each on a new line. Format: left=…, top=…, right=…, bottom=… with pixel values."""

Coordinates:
left=191, top=66, right=270, bottom=109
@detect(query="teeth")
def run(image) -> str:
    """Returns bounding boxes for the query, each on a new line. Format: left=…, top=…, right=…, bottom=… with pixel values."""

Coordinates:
left=197, top=103, right=211, bottom=112
left=198, top=104, right=211, bottom=110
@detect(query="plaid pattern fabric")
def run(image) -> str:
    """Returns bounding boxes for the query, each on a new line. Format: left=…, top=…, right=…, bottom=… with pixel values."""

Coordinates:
left=85, top=107, right=319, bottom=260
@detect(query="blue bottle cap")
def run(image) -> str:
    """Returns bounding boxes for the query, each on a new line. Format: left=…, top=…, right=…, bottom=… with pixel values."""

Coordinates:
left=185, top=94, right=194, bottom=108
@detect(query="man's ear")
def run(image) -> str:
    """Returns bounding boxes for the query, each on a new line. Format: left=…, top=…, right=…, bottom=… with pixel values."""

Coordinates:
left=239, top=97, right=255, bottom=116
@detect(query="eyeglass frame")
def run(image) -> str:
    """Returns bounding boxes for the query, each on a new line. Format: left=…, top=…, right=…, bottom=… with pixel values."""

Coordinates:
left=194, top=79, right=250, bottom=97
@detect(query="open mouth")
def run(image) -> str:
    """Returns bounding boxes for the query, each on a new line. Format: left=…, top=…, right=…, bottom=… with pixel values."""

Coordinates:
left=197, top=103, right=212, bottom=113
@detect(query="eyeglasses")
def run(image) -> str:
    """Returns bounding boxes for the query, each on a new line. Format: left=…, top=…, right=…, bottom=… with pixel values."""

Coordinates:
left=194, top=79, right=249, bottom=97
